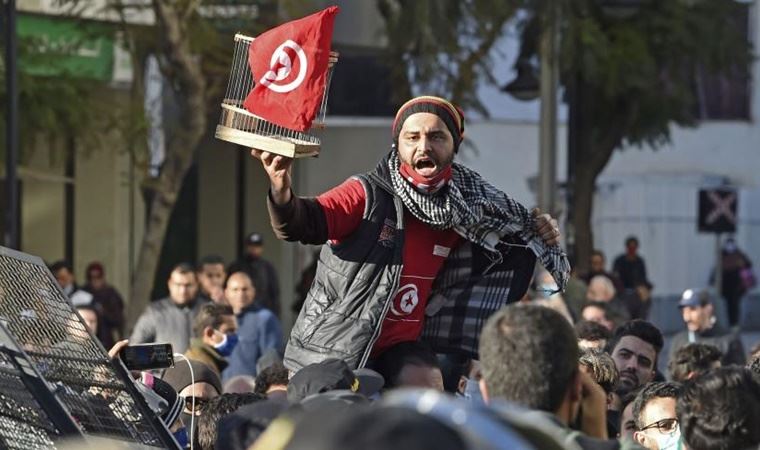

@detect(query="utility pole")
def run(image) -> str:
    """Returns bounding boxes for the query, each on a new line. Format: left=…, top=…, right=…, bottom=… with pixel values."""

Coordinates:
left=538, top=2, right=558, bottom=215
left=4, top=0, right=20, bottom=249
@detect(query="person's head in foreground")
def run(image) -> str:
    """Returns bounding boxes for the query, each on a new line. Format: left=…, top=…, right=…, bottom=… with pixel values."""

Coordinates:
left=216, top=399, right=288, bottom=450
left=677, top=367, right=760, bottom=450
left=632, top=381, right=682, bottom=450
left=253, top=361, right=289, bottom=399
left=196, top=392, right=265, bottom=450
left=161, top=359, right=222, bottom=442
left=667, top=343, right=722, bottom=382
left=606, top=319, right=663, bottom=396
left=619, top=387, right=643, bottom=440
left=478, top=304, right=582, bottom=425
left=283, top=404, right=468, bottom=450
left=576, top=319, right=613, bottom=350
left=287, top=358, right=383, bottom=403
left=579, top=347, right=619, bottom=407
left=375, top=341, right=444, bottom=391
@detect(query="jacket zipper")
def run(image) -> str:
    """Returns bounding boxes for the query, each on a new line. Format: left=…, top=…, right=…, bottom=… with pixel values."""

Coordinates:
left=357, top=195, right=405, bottom=368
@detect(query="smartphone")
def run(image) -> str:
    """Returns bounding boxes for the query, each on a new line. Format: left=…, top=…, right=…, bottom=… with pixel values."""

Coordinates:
left=119, top=343, right=174, bottom=371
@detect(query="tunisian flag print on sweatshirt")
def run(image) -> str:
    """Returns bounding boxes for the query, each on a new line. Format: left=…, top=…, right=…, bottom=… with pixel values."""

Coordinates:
left=243, top=6, right=339, bottom=132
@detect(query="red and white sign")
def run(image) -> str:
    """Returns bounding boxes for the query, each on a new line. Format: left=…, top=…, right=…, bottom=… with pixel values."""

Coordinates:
left=243, top=6, right=339, bottom=132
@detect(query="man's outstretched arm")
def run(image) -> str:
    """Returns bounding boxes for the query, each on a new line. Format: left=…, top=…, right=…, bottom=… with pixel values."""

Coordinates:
left=253, top=149, right=328, bottom=245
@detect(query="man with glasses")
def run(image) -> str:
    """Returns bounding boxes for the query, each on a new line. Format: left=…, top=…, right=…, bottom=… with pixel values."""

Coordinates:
left=132, top=263, right=208, bottom=353
left=632, top=382, right=682, bottom=450
left=162, top=358, right=222, bottom=448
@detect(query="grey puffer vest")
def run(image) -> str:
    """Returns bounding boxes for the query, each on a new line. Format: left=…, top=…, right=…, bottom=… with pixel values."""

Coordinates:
left=283, top=170, right=404, bottom=371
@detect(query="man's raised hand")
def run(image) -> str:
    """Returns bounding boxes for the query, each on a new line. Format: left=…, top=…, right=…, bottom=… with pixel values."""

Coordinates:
left=251, top=149, right=293, bottom=205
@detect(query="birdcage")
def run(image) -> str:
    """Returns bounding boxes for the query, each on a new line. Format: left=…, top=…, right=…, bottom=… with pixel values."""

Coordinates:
left=216, top=33, right=338, bottom=158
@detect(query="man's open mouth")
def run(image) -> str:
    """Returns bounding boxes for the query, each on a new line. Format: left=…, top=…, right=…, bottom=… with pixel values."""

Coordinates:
left=414, top=157, right=437, bottom=177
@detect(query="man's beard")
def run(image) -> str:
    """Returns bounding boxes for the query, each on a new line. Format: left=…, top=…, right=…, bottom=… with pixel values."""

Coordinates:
left=616, top=369, right=640, bottom=395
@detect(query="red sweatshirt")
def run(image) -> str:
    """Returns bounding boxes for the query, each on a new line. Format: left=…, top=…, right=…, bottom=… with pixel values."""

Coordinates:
left=317, top=179, right=461, bottom=356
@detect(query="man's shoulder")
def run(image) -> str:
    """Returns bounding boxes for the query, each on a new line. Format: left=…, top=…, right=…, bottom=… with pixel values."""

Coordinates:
left=671, top=330, right=688, bottom=345
left=251, top=306, right=279, bottom=322
left=145, top=298, right=175, bottom=313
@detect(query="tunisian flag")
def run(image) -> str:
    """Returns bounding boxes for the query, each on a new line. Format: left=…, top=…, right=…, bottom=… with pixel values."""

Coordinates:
left=243, top=6, right=339, bottom=132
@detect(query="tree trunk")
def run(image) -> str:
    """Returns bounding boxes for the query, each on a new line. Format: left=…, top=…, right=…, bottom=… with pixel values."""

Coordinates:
left=570, top=129, right=630, bottom=276
left=572, top=164, right=597, bottom=276
left=126, top=1, right=207, bottom=328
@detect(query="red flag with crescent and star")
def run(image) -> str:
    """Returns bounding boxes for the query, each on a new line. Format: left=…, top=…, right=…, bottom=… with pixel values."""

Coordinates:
left=243, top=6, right=339, bottom=132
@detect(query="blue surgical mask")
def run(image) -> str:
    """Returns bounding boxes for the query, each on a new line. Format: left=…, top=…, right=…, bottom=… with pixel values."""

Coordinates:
left=173, top=427, right=189, bottom=448
left=463, top=378, right=484, bottom=403
left=213, top=331, right=239, bottom=357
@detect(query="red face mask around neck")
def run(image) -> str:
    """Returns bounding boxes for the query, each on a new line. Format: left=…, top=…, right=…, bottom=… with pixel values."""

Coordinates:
left=399, top=162, right=452, bottom=194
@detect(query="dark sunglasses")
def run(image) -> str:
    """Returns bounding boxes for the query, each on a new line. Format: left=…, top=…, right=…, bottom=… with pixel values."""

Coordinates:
left=183, top=396, right=209, bottom=412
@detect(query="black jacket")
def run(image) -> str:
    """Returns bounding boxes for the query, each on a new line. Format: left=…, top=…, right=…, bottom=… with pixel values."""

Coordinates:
left=270, top=155, right=535, bottom=371
left=668, top=325, right=746, bottom=367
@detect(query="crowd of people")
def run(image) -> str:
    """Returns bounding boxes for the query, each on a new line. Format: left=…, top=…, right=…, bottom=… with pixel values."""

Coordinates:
left=56, top=262, right=760, bottom=450
left=47, top=94, right=760, bottom=450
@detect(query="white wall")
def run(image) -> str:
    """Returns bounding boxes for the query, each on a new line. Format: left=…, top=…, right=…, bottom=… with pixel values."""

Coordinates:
left=589, top=0, right=760, bottom=297
left=592, top=174, right=760, bottom=297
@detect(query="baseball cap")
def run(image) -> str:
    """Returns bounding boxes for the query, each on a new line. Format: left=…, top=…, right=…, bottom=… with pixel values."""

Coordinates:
left=678, top=288, right=711, bottom=309
left=246, top=232, right=264, bottom=245
left=286, top=358, right=384, bottom=403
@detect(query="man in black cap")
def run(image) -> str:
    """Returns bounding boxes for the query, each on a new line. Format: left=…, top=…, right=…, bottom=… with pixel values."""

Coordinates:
left=252, top=95, right=569, bottom=372
left=162, top=359, right=223, bottom=446
left=668, top=288, right=745, bottom=367
left=228, top=231, right=281, bottom=317
left=287, top=358, right=384, bottom=403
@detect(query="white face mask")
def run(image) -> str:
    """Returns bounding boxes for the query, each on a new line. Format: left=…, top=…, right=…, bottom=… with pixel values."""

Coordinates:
left=463, top=378, right=484, bottom=403
left=653, top=428, right=681, bottom=450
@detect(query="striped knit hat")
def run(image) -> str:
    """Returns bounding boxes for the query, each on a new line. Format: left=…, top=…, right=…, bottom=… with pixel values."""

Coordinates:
left=392, top=96, right=465, bottom=151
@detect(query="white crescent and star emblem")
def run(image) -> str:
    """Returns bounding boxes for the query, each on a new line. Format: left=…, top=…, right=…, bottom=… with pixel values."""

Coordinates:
left=259, top=39, right=308, bottom=93
left=390, top=283, right=419, bottom=317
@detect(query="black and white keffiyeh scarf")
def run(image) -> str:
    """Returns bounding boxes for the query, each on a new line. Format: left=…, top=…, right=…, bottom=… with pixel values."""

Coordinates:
left=388, top=151, right=571, bottom=290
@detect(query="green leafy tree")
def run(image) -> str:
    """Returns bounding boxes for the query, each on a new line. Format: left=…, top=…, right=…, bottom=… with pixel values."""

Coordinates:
left=558, top=0, right=751, bottom=273
left=379, top=0, right=751, bottom=274
left=0, top=35, right=109, bottom=164
left=55, top=0, right=283, bottom=325
left=378, top=0, right=520, bottom=115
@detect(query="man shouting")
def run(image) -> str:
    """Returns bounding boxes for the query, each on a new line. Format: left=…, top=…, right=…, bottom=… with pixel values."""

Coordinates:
left=253, top=95, right=570, bottom=371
